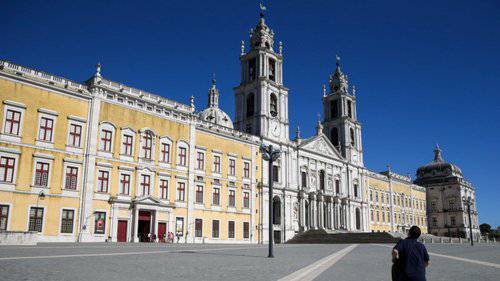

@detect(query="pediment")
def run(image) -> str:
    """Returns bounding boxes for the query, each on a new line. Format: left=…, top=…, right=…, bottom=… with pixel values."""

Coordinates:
left=133, top=196, right=162, bottom=205
left=299, top=134, right=343, bottom=160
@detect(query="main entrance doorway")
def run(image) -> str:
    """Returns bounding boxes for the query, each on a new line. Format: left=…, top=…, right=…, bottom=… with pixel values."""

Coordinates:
left=138, top=211, right=151, bottom=242
left=117, top=220, right=128, bottom=242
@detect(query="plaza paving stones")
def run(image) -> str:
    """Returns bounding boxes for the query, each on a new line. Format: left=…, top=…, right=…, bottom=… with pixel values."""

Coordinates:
left=0, top=243, right=498, bottom=281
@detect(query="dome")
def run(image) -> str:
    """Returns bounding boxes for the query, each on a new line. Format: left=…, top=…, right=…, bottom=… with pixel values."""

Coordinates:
left=416, top=145, right=463, bottom=180
left=200, top=107, right=233, bottom=129
left=199, top=78, right=234, bottom=129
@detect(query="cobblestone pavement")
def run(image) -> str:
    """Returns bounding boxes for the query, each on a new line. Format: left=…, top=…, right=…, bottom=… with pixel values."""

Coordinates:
left=0, top=242, right=498, bottom=281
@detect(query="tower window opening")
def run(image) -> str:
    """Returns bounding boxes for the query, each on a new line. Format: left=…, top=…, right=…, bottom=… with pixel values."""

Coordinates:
left=331, top=100, right=339, bottom=118
left=331, top=127, right=339, bottom=147
left=269, top=58, right=276, bottom=81
left=350, top=128, right=355, bottom=147
left=347, top=100, right=353, bottom=118
left=246, top=93, right=255, bottom=117
left=270, top=93, right=278, bottom=117
left=249, top=58, right=256, bottom=81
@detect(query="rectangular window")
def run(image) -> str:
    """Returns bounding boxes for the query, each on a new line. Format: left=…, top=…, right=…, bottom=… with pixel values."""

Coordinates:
left=160, top=179, right=169, bottom=199
left=213, top=187, right=220, bottom=205
left=122, top=134, right=133, bottom=156
left=450, top=216, right=456, bottom=226
left=301, top=172, right=307, bottom=188
left=97, top=170, right=109, bottom=193
left=60, top=209, right=74, bottom=234
left=243, top=162, right=250, bottom=178
left=0, top=156, right=15, bottom=183
left=94, top=212, right=106, bottom=234
left=38, top=117, right=54, bottom=142
left=335, top=180, right=340, bottom=194
left=68, top=123, right=82, bottom=147
left=64, top=166, right=78, bottom=190
left=120, top=173, right=131, bottom=195
left=228, top=190, right=236, bottom=207
left=370, top=210, right=374, bottom=221
left=29, top=207, right=44, bottom=232
left=272, top=165, right=279, bottom=182
left=195, top=218, right=203, bottom=238
left=212, top=220, right=219, bottom=238
left=354, top=184, right=358, bottom=198
left=177, top=182, right=185, bottom=201
left=213, top=155, right=221, bottom=173
left=140, top=174, right=151, bottom=196
left=229, top=159, right=236, bottom=176
left=243, top=222, right=249, bottom=239
left=197, top=152, right=205, bottom=170
left=160, top=143, right=170, bottom=163
left=243, top=192, right=250, bottom=208
left=268, top=58, right=276, bottom=81
left=347, top=100, right=353, bottom=118
left=142, top=132, right=153, bottom=159
left=196, top=185, right=203, bottom=204
left=100, top=129, right=112, bottom=152
left=34, top=162, right=50, bottom=187
left=228, top=221, right=235, bottom=239
left=0, top=205, right=9, bottom=231
left=249, top=58, right=256, bottom=81
left=176, top=217, right=184, bottom=237
left=178, top=147, right=187, bottom=166
left=4, top=109, right=21, bottom=135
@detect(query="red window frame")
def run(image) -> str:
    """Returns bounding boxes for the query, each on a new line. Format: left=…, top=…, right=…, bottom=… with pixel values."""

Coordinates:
left=120, top=174, right=130, bottom=195
left=0, top=156, right=15, bottom=183
left=229, top=159, right=236, bottom=176
left=213, top=188, right=220, bottom=205
left=64, top=166, right=78, bottom=190
left=243, top=192, right=250, bottom=208
left=160, top=179, right=168, bottom=199
left=38, top=117, right=54, bottom=142
left=140, top=174, right=151, bottom=196
left=160, top=143, right=170, bottom=162
left=4, top=109, right=21, bottom=135
left=197, top=152, right=204, bottom=170
left=178, top=147, right=187, bottom=166
left=142, top=132, right=153, bottom=159
left=34, top=162, right=49, bottom=187
left=28, top=207, right=44, bottom=232
left=60, top=209, right=74, bottom=234
left=122, top=134, right=133, bottom=156
left=68, top=123, right=82, bottom=147
left=244, top=162, right=250, bottom=178
left=97, top=170, right=109, bottom=193
left=214, top=156, right=221, bottom=173
left=195, top=185, right=203, bottom=204
left=229, top=190, right=235, bottom=207
left=100, top=129, right=112, bottom=152
left=177, top=182, right=185, bottom=201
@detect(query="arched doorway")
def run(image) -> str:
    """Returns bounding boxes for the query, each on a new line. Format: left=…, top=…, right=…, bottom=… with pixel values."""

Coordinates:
left=355, top=208, right=361, bottom=230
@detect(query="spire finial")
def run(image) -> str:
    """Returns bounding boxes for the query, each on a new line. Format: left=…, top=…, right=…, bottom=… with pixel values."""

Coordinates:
left=433, top=144, right=443, bottom=162
left=212, top=73, right=216, bottom=86
left=336, top=54, right=341, bottom=67
left=322, top=84, right=327, bottom=97
left=95, top=62, right=102, bottom=77
left=259, top=2, right=267, bottom=18
left=241, top=40, right=245, bottom=55
left=296, top=125, right=301, bottom=140
left=190, top=95, right=195, bottom=110
left=352, top=85, right=356, bottom=96
left=279, top=41, right=283, bottom=55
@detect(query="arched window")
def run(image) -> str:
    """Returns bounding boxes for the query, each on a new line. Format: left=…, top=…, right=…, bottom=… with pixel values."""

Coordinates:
left=319, top=170, right=325, bottom=191
left=350, top=128, right=355, bottom=147
left=331, top=127, right=339, bottom=147
left=272, top=196, right=281, bottom=225
left=246, top=93, right=255, bottom=117
left=270, top=93, right=278, bottom=117
left=330, top=100, right=339, bottom=118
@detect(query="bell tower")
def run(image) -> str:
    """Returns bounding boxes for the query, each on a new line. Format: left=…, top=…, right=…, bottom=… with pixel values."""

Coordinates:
left=234, top=12, right=289, bottom=143
left=322, top=57, right=363, bottom=165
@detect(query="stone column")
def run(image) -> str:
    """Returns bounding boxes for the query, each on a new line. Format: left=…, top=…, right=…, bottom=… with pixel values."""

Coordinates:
left=133, top=207, right=139, bottom=242
left=309, top=192, right=317, bottom=229
left=298, top=191, right=305, bottom=230
left=318, top=193, right=324, bottom=229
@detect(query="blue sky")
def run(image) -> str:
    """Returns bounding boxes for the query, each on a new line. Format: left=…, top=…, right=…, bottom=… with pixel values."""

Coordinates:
left=2, top=0, right=499, bottom=226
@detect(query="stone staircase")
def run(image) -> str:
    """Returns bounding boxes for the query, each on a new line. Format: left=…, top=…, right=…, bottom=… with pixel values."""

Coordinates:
left=287, top=229, right=401, bottom=244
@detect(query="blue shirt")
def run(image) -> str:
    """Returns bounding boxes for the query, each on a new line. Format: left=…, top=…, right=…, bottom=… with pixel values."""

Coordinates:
left=394, top=238, right=430, bottom=281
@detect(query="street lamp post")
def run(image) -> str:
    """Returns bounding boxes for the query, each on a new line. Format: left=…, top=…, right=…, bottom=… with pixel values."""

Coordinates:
left=462, top=196, right=474, bottom=246
left=261, top=144, right=281, bottom=258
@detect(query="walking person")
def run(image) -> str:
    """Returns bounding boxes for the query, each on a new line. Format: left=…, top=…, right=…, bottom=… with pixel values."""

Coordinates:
left=392, top=226, right=430, bottom=281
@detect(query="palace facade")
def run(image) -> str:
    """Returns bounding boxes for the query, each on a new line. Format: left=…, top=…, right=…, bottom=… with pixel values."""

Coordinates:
left=0, top=12, right=478, bottom=244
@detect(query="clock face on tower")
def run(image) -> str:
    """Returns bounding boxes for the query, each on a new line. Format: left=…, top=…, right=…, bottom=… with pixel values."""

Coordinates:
left=270, top=119, right=281, bottom=138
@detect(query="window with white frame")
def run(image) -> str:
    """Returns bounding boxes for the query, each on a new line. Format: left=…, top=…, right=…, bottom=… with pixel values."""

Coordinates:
left=196, top=185, right=203, bottom=204
left=60, top=209, right=74, bottom=234
left=243, top=191, right=250, bottom=208
left=0, top=156, right=16, bottom=183
left=139, top=174, right=151, bottom=196
left=159, top=138, right=171, bottom=163
left=176, top=181, right=186, bottom=201
left=228, top=221, right=235, bottom=238
left=121, top=130, right=134, bottom=157
left=28, top=207, right=44, bottom=232
left=243, top=222, right=249, bottom=239
left=243, top=161, right=250, bottom=178
left=34, top=161, right=50, bottom=187
left=196, top=151, right=205, bottom=170
left=99, top=123, right=115, bottom=152
left=97, top=170, right=109, bottom=193
left=67, top=123, right=83, bottom=148
left=3, top=109, right=22, bottom=136
left=212, top=187, right=220, bottom=205
left=94, top=212, right=106, bottom=234
left=64, top=166, right=78, bottom=190
left=38, top=116, right=55, bottom=142
left=0, top=204, right=9, bottom=231
left=159, top=178, right=169, bottom=199
left=229, top=158, right=236, bottom=176
left=119, top=173, right=131, bottom=195
left=177, top=144, right=187, bottom=167
left=213, top=155, right=221, bottom=174
left=140, top=130, right=155, bottom=160
left=228, top=189, right=236, bottom=207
